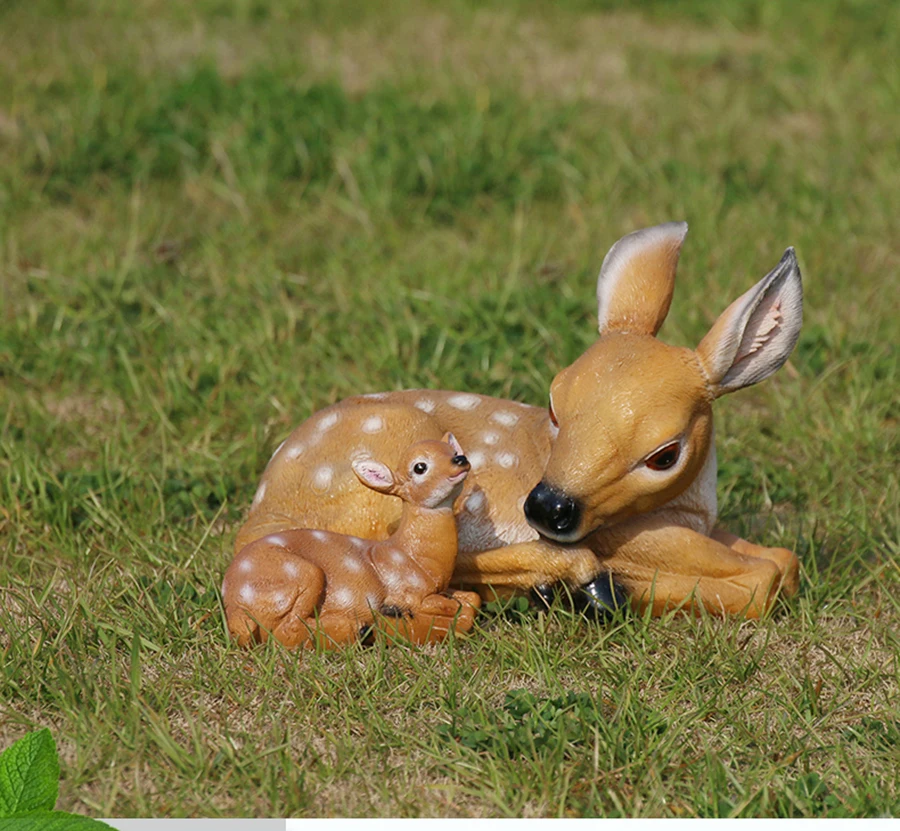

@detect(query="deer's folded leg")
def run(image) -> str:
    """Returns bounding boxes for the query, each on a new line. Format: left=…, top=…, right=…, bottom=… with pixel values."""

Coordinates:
left=451, top=539, right=601, bottom=598
left=711, top=527, right=799, bottom=596
left=598, top=517, right=788, bottom=618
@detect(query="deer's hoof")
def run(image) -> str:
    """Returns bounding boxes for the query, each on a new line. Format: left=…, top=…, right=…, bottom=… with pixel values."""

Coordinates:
left=532, top=574, right=628, bottom=622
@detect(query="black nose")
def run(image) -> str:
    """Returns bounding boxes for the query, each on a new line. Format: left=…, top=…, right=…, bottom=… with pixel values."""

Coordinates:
left=451, top=455, right=468, bottom=467
left=524, top=482, right=581, bottom=538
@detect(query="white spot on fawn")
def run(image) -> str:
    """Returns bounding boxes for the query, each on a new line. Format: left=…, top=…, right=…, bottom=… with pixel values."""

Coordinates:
left=491, top=410, right=519, bottom=427
left=414, top=398, right=436, bottom=413
left=283, top=560, right=300, bottom=578
left=362, top=415, right=384, bottom=433
left=287, top=443, right=305, bottom=460
left=272, top=590, right=289, bottom=608
left=388, top=548, right=406, bottom=565
left=318, top=411, right=340, bottom=432
left=465, top=491, right=486, bottom=513
left=238, top=559, right=253, bottom=574
left=251, top=482, right=266, bottom=507
left=481, top=431, right=500, bottom=446
left=313, top=466, right=333, bottom=490
left=311, top=530, right=328, bottom=542
left=448, top=394, right=480, bottom=411
left=266, top=534, right=288, bottom=548
left=330, top=587, right=354, bottom=607
left=238, top=585, right=256, bottom=603
left=344, top=558, right=362, bottom=572
left=350, top=537, right=367, bottom=548
left=496, top=451, right=518, bottom=469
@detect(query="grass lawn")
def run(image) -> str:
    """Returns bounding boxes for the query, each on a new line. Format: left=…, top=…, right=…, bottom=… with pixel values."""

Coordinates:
left=1, top=0, right=898, bottom=818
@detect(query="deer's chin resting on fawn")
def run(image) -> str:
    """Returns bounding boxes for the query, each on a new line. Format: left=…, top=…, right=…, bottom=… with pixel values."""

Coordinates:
left=228, top=220, right=803, bottom=626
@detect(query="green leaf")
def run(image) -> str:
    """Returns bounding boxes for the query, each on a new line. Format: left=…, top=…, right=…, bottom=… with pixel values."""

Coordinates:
left=0, top=810, right=115, bottom=830
left=0, top=730, right=59, bottom=818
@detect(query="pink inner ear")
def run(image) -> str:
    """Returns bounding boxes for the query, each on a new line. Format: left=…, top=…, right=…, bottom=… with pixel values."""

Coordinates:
left=446, top=432, right=464, bottom=456
left=734, top=297, right=783, bottom=364
left=354, top=461, right=393, bottom=489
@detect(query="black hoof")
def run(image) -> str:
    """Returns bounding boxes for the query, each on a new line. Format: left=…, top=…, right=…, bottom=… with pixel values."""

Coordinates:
left=531, top=574, right=628, bottom=622
left=379, top=605, right=410, bottom=618
left=358, top=624, right=375, bottom=644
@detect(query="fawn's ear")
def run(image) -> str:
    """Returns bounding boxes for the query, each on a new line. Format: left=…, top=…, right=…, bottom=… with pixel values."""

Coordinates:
left=352, top=459, right=395, bottom=493
left=596, top=221, right=689, bottom=336
left=696, top=248, right=803, bottom=397
left=442, top=432, right=465, bottom=457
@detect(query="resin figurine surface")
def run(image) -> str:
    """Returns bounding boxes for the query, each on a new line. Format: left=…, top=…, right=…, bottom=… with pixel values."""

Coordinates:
left=232, top=222, right=801, bottom=622
left=223, top=434, right=480, bottom=647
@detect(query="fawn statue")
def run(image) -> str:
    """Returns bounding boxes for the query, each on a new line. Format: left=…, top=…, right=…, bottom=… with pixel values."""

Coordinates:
left=223, top=434, right=480, bottom=647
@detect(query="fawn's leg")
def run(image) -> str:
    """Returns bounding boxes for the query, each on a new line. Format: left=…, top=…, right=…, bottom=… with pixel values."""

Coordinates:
left=596, top=516, right=787, bottom=618
left=223, top=539, right=325, bottom=648
left=711, top=527, right=799, bottom=596
left=372, top=591, right=481, bottom=644
left=451, top=539, right=601, bottom=598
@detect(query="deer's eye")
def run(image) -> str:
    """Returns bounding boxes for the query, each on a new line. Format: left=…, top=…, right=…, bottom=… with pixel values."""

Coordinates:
left=645, top=442, right=680, bottom=471
left=413, top=462, right=428, bottom=475
left=548, top=400, right=559, bottom=427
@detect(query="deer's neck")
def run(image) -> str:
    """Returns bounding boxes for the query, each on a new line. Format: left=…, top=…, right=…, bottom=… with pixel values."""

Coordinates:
left=388, top=504, right=459, bottom=586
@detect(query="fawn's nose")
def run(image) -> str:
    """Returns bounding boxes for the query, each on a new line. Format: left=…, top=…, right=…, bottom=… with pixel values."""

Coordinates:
left=451, top=455, right=469, bottom=467
left=524, top=482, right=581, bottom=539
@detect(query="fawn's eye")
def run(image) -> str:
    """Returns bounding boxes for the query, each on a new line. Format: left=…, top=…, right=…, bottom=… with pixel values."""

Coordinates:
left=413, top=462, right=428, bottom=475
left=645, top=441, right=681, bottom=471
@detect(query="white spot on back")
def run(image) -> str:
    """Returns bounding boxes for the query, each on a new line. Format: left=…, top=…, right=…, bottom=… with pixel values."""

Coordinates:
left=238, top=559, right=253, bottom=574
left=251, top=482, right=266, bottom=507
left=448, top=394, right=480, bottom=411
left=266, top=534, right=288, bottom=548
left=283, top=561, right=300, bottom=578
left=272, top=590, right=289, bottom=608
left=414, top=398, right=436, bottom=413
left=330, top=587, right=354, bottom=607
left=465, top=491, right=486, bottom=513
left=238, top=585, right=256, bottom=603
left=491, top=410, right=519, bottom=426
left=287, top=442, right=305, bottom=460
left=313, top=466, right=333, bottom=490
left=318, top=411, right=340, bottom=432
left=361, top=415, right=384, bottom=433
left=344, top=558, right=362, bottom=572
left=496, top=451, right=518, bottom=469
left=388, top=548, right=406, bottom=565
left=350, top=537, right=367, bottom=548
left=467, top=451, right=486, bottom=470
left=481, top=431, right=500, bottom=446
left=406, top=572, right=426, bottom=589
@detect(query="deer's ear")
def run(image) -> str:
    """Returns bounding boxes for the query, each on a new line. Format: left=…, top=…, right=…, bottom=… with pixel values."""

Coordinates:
left=596, top=221, right=688, bottom=336
left=441, top=432, right=464, bottom=457
left=696, top=248, right=803, bottom=397
left=352, top=459, right=395, bottom=493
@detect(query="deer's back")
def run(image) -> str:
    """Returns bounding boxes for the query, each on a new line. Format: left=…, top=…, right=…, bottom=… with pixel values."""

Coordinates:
left=235, top=390, right=552, bottom=554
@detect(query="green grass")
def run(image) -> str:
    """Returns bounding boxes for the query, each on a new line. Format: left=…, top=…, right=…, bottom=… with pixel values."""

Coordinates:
left=1, top=0, right=898, bottom=818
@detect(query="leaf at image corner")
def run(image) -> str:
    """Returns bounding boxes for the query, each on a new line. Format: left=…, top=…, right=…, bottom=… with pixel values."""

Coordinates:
left=0, top=730, right=59, bottom=818
left=0, top=811, right=115, bottom=830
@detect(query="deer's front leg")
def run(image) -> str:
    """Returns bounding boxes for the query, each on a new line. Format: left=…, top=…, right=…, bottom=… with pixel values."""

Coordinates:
left=711, top=527, right=799, bottom=596
left=597, top=517, right=791, bottom=618
left=451, top=539, right=602, bottom=599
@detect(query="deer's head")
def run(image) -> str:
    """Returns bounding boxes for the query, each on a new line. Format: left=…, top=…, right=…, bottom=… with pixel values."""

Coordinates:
left=524, top=222, right=803, bottom=543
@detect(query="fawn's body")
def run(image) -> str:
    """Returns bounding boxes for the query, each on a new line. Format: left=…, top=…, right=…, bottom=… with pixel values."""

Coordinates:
left=224, top=437, right=480, bottom=647
left=229, top=222, right=802, bottom=624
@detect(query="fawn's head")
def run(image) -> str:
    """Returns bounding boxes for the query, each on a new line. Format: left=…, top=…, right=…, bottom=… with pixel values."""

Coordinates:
left=525, top=222, right=803, bottom=543
left=352, top=433, right=470, bottom=510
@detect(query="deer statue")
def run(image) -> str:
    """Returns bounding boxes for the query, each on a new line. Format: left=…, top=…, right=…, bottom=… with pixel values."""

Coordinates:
left=228, top=221, right=802, bottom=628
left=222, top=434, right=481, bottom=648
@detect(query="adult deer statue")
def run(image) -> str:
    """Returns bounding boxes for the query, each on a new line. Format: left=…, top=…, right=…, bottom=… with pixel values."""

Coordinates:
left=228, top=221, right=802, bottom=631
